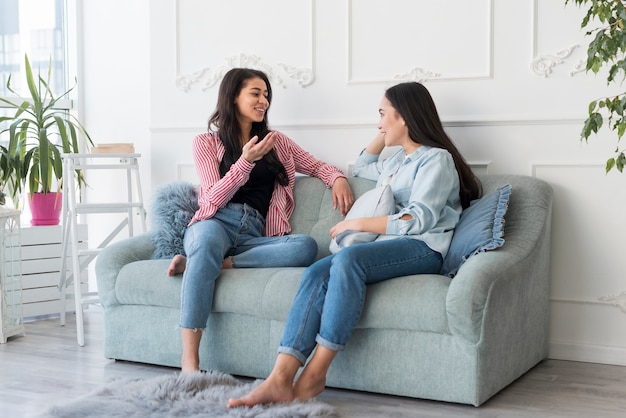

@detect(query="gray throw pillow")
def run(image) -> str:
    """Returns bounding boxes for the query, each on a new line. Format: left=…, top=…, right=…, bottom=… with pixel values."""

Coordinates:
left=150, top=181, right=199, bottom=259
left=329, top=184, right=395, bottom=254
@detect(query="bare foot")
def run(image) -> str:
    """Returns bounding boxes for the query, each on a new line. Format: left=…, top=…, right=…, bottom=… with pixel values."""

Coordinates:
left=227, top=376, right=294, bottom=408
left=168, top=254, right=187, bottom=276
left=222, top=256, right=234, bottom=269
left=292, top=368, right=327, bottom=401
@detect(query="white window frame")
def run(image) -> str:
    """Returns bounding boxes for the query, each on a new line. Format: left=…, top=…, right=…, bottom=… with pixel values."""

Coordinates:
left=0, top=0, right=77, bottom=113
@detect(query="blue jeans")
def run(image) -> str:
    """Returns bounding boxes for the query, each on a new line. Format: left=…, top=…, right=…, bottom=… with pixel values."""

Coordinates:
left=278, top=237, right=442, bottom=365
left=179, top=202, right=318, bottom=329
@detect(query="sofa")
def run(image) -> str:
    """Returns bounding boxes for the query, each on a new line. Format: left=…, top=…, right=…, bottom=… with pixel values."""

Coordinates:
left=95, top=174, right=553, bottom=406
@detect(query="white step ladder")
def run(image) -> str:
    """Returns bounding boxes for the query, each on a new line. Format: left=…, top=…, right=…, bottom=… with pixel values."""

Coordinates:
left=59, top=153, right=147, bottom=346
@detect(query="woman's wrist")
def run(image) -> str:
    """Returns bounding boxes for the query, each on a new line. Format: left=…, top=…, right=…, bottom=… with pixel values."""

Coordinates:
left=332, top=176, right=348, bottom=186
left=365, top=133, right=385, bottom=154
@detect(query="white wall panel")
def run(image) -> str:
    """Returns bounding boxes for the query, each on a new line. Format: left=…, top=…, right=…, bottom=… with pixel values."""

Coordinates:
left=531, top=0, right=588, bottom=77
left=348, top=0, right=493, bottom=83
left=533, top=163, right=626, bottom=365
left=176, top=0, right=315, bottom=91
left=550, top=302, right=626, bottom=366
left=533, top=164, right=626, bottom=301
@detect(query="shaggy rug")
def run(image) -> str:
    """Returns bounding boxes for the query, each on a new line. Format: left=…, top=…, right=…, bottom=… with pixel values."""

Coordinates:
left=39, top=371, right=336, bottom=418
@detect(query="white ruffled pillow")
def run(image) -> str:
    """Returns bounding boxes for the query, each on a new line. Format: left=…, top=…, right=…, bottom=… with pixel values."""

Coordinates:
left=329, top=185, right=395, bottom=254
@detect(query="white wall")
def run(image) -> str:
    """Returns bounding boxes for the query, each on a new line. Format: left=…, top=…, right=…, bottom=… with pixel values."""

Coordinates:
left=78, top=0, right=151, bottom=287
left=80, top=0, right=626, bottom=366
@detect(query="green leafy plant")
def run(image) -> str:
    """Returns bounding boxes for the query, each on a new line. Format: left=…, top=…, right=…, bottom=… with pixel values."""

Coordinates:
left=0, top=54, right=93, bottom=208
left=566, top=0, right=626, bottom=172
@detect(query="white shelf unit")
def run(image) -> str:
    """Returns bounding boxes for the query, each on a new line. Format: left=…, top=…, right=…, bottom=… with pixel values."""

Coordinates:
left=60, top=153, right=146, bottom=346
left=0, top=207, right=24, bottom=343
left=20, top=224, right=88, bottom=318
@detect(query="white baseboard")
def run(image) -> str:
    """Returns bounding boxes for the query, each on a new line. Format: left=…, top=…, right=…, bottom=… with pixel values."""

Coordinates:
left=549, top=341, right=626, bottom=366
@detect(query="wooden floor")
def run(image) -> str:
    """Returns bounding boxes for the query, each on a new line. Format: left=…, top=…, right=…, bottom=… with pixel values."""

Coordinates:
left=1, top=308, right=626, bottom=418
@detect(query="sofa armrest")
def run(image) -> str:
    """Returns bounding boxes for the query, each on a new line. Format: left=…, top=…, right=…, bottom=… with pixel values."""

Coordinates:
left=446, top=249, right=525, bottom=343
left=445, top=175, right=553, bottom=345
left=95, top=232, right=157, bottom=308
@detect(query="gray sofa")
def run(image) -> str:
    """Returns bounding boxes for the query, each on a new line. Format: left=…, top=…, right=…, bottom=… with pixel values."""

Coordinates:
left=95, top=174, right=553, bottom=406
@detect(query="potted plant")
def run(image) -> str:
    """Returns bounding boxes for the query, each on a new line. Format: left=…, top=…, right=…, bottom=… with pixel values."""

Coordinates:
left=0, top=54, right=93, bottom=225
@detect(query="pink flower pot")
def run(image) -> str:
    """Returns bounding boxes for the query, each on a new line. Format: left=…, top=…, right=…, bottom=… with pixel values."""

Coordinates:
left=28, top=192, right=62, bottom=226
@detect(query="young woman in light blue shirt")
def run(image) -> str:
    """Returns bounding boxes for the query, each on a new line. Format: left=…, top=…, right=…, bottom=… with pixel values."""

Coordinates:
left=229, top=82, right=481, bottom=408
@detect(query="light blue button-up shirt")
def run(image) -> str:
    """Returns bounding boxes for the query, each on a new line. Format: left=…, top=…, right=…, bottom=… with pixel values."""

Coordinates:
left=351, top=145, right=462, bottom=258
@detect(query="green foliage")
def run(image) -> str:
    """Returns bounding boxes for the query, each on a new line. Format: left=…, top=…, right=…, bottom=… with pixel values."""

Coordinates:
left=566, top=0, right=626, bottom=173
left=0, top=54, right=93, bottom=207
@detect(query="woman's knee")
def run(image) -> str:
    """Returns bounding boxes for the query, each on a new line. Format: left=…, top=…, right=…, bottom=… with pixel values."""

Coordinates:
left=301, top=255, right=333, bottom=284
left=290, top=235, right=318, bottom=266
left=185, top=220, right=225, bottom=255
left=331, top=246, right=362, bottom=269
left=328, top=247, right=369, bottom=284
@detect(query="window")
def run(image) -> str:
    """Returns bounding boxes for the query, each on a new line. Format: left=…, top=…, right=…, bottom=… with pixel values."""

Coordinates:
left=0, top=0, right=68, bottom=97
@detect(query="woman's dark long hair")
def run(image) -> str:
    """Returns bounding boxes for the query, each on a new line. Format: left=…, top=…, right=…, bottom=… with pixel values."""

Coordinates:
left=385, top=82, right=481, bottom=208
left=208, top=68, right=288, bottom=186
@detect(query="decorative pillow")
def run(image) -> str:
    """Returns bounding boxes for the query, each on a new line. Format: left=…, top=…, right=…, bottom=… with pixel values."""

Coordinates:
left=150, top=181, right=199, bottom=259
left=440, top=183, right=512, bottom=278
left=329, top=185, right=395, bottom=254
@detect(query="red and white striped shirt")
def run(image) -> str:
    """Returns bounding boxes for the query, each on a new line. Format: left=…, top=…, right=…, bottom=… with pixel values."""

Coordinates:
left=189, top=131, right=345, bottom=236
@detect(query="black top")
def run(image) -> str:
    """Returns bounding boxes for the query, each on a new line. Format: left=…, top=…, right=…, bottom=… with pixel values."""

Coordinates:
left=231, top=157, right=275, bottom=218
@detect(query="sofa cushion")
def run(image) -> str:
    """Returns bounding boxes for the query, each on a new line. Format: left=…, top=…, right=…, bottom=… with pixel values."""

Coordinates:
left=440, top=183, right=512, bottom=277
left=114, top=260, right=451, bottom=334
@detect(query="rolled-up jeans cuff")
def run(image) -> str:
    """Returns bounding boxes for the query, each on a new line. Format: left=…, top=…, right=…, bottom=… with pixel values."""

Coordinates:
left=315, top=334, right=345, bottom=352
left=277, top=346, right=307, bottom=366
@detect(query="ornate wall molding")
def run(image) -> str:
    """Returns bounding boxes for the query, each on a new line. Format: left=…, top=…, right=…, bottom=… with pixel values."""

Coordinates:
left=571, top=59, right=587, bottom=76
left=531, top=0, right=585, bottom=77
left=393, top=67, right=441, bottom=83
left=175, top=0, right=315, bottom=92
left=176, top=53, right=314, bottom=92
left=599, top=291, right=626, bottom=314
left=531, top=45, right=579, bottom=77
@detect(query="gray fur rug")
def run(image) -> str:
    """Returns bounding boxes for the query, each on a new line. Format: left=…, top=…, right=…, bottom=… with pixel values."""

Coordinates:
left=39, top=371, right=336, bottom=417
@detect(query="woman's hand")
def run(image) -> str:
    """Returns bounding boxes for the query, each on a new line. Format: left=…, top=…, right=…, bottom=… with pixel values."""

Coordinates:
left=365, top=132, right=386, bottom=155
left=331, top=177, right=354, bottom=216
left=330, top=219, right=359, bottom=238
left=242, top=131, right=278, bottom=163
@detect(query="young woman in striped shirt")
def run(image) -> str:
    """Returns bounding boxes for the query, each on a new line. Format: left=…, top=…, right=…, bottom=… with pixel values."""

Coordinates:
left=174, top=68, right=354, bottom=373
